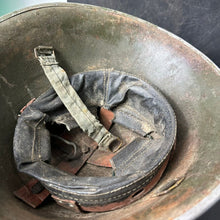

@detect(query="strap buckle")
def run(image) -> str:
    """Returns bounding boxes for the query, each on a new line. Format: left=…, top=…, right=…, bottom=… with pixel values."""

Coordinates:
left=34, top=46, right=55, bottom=58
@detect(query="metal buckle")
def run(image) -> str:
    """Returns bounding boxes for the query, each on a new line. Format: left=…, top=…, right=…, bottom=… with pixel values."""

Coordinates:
left=34, top=46, right=55, bottom=58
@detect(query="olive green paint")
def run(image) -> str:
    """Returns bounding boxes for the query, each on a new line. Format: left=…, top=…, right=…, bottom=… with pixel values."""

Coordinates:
left=0, top=3, right=219, bottom=220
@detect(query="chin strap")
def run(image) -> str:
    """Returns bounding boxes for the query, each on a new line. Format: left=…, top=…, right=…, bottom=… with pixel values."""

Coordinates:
left=34, top=46, right=121, bottom=152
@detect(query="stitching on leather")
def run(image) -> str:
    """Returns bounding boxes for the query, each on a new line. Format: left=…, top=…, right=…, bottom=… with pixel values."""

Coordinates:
left=31, top=114, right=46, bottom=161
left=103, top=70, right=107, bottom=105
left=104, top=69, right=110, bottom=106
left=46, top=170, right=152, bottom=196
left=51, top=174, right=153, bottom=203
left=42, top=144, right=171, bottom=198
left=37, top=115, right=47, bottom=160
left=41, top=138, right=174, bottom=198
left=103, top=81, right=145, bottom=108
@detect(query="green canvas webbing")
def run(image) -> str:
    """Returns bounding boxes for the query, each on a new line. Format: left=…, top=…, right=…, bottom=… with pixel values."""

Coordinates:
left=34, top=46, right=121, bottom=151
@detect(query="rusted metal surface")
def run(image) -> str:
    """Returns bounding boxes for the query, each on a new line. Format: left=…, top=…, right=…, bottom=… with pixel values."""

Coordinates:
left=0, top=3, right=219, bottom=220
left=99, top=107, right=114, bottom=130
left=57, top=128, right=98, bottom=174
left=51, top=196, right=82, bottom=213
left=87, top=150, right=115, bottom=167
left=13, top=179, right=50, bottom=208
left=19, top=98, right=35, bottom=113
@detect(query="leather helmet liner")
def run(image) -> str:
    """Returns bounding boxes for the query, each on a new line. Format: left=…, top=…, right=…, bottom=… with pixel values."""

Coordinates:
left=13, top=69, right=176, bottom=207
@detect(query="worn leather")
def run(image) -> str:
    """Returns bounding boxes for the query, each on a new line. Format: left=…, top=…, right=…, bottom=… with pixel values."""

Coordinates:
left=13, top=69, right=176, bottom=206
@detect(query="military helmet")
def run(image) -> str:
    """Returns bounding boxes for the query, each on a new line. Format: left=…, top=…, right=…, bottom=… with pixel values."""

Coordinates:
left=0, top=3, right=219, bottom=220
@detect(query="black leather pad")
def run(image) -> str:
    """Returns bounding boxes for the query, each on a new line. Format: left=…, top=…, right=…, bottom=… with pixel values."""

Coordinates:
left=13, top=69, right=176, bottom=206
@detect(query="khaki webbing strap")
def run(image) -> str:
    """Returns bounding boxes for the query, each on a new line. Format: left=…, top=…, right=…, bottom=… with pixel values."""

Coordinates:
left=34, top=46, right=121, bottom=151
